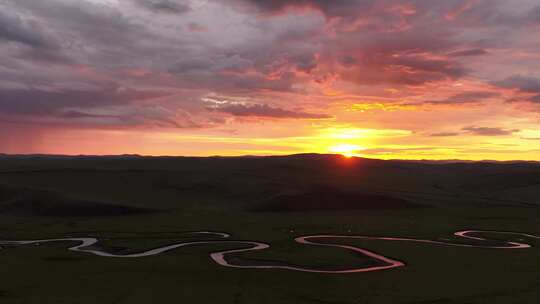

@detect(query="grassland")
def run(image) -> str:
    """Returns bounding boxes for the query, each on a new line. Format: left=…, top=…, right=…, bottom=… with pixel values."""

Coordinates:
left=0, top=154, right=538, bottom=303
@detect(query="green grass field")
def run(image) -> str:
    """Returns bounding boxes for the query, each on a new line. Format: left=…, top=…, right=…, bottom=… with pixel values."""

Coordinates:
left=0, top=154, right=538, bottom=303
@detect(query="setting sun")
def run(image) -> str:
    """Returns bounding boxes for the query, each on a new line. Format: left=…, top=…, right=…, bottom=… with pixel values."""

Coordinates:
left=328, top=144, right=364, bottom=158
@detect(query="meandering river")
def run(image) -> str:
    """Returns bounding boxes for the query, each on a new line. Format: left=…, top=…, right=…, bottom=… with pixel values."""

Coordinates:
left=1, top=230, right=537, bottom=274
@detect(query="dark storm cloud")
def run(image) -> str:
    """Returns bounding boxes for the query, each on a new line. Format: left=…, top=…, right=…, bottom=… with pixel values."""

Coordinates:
left=4, top=0, right=150, bottom=62
left=232, top=0, right=358, bottom=15
left=506, top=94, right=540, bottom=105
left=444, top=92, right=500, bottom=103
left=493, top=75, right=540, bottom=104
left=527, top=4, right=540, bottom=23
left=448, top=49, right=488, bottom=57
left=235, top=0, right=515, bottom=23
left=0, top=86, right=170, bottom=116
left=529, top=95, right=540, bottom=103
left=344, top=54, right=468, bottom=86
left=462, top=126, right=519, bottom=136
left=417, top=91, right=500, bottom=105
left=207, top=102, right=331, bottom=119
left=494, top=75, right=540, bottom=93
left=234, top=0, right=418, bottom=15
left=57, top=110, right=121, bottom=119
left=334, top=23, right=471, bottom=85
left=54, top=105, right=191, bottom=128
left=237, top=0, right=324, bottom=11
left=132, top=0, right=191, bottom=14
left=390, top=55, right=467, bottom=79
left=0, top=10, right=57, bottom=49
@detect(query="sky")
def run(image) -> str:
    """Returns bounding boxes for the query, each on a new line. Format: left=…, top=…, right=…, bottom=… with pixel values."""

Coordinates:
left=1, top=0, right=540, bottom=160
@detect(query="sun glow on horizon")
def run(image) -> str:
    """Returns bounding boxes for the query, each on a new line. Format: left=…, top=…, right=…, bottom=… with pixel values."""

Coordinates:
left=320, top=127, right=411, bottom=139
left=328, top=144, right=365, bottom=158
left=320, top=127, right=409, bottom=158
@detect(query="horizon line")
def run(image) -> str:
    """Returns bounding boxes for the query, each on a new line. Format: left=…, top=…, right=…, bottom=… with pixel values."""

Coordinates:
left=1, top=152, right=539, bottom=164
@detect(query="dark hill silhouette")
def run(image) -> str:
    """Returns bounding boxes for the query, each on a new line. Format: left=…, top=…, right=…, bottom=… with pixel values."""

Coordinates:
left=0, top=185, right=155, bottom=217
left=252, top=187, right=420, bottom=212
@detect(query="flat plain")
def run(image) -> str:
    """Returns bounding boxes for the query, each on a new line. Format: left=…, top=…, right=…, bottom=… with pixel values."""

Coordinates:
left=0, top=154, right=538, bottom=304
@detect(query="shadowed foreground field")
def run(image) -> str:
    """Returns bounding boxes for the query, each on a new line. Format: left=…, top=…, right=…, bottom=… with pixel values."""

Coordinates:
left=0, top=154, right=539, bottom=303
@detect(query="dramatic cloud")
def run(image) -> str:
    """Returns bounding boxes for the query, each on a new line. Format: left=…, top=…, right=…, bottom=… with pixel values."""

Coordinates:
left=418, top=91, right=500, bottom=105
left=463, top=126, right=520, bottom=136
left=430, top=126, right=521, bottom=137
left=206, top=101, right=331, bottom=119
left=494, top=75, right=540, bottom=93
left=0, top=0, right=539, bottom=158
left=429, top=132, right=462, bottom=137
left=0, top=86, right=170, bottom=116
left=448, top=49, right=489, bottom=57
left=55, top=105, right=200, bottom=128
left=493, top=75, right=540, bottom=105
left=529, top=95, right=540, bottom=103
left=132, top=0, right=191, bottom=14
left=527, top=4, right=540, bottom=24
left=233, top=0, right=362, bottom=17
left=0, top=10, right=57, bottom=49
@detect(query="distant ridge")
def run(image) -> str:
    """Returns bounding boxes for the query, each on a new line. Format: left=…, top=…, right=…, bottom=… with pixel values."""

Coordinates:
left=0, top=153, right=538, bottom=164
